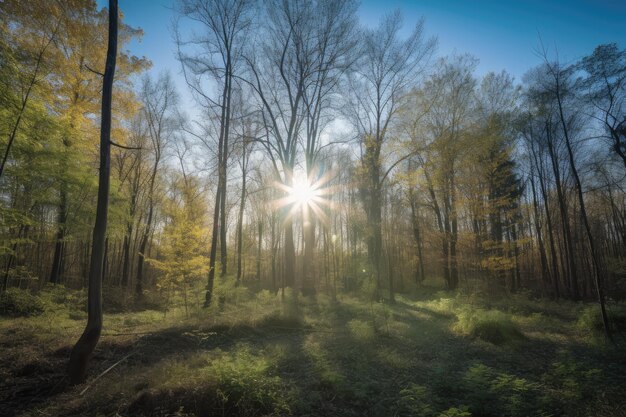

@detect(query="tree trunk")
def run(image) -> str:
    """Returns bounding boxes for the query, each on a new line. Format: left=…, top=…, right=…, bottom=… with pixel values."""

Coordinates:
left=136, top=205, right=153, bottom=297
left=121, top=224, right=132, bottom=287
left=204, top=180, right=222, bottom=307
left=301, top=206, right=316, bottom=296
left=219, top=61, right=233, bottom=277
left=236, top=166, right=246, bottom=284
left=67, top=0, right=117, bottom=384
left=530, top=172, right=551, bottom=295
left=449, top=174, right=459, bottom=290
left=546, top=126, right=578, bottom=299
left=256, top=220, right=262, bottom=284
left=49, top=184, right=67, bottom=284
left=409, top=187, right=425, bottom=284
left=425, top=170, right=448, bottom=288
left=555, top=85, right=612, bottom=341
left=547, top=130, right=578, bottom=298
left=534, top=145, right=561, bottom=298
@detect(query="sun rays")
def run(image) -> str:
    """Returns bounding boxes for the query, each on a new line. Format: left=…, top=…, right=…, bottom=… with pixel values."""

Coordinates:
left=270, top=168, right=336, bottom=226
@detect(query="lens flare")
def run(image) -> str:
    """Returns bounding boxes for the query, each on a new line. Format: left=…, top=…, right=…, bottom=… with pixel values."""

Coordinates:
left=290, top=176, right=319, bottom=206
left=270, top=168, right=335, bottom=226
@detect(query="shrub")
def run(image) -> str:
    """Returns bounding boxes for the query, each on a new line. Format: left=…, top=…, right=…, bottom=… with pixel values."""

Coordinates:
left=0, top=288, right=44, bottom=316
left=130, top=346, right=290, bottom=417
left=439, top=407, right=472, bottom=417
left=421, top=296, right=458, bottom=317
left=213, top=275, right=252, bottom=305
left=462, top=363, right=540, bottom=416
left=347, top=318, right=375, bottom=341
left=396, top=383, right=434, bottom=416
left=454, top=308, right=525, bottom=345
left=577, top=304, right=626, bottom=336
left=541, top=349, right=602, bottom=409
left=39, top=283, right=86, bottom=313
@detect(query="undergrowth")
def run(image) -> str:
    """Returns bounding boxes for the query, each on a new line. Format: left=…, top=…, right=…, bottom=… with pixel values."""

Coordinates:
left=1, top=281, right=624, bottom=417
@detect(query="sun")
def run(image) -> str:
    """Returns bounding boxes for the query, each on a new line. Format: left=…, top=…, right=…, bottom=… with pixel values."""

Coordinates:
left=290, top=176, right=319, bottom=207
left=270, top=168, right=335, bottom=225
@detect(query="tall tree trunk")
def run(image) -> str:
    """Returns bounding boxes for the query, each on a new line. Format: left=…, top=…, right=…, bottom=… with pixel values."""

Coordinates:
left=530, top=172, right=551, bottom=295
left=219, top=171, right=228, bottom=276
left=449, top=174, right=459, bottom=290
left=283, top=170, right=296, bottom=289
left=555, top=85, right=612, bottom=341
left=367, top=181, right=383, bottom=294
left=121, top=224, right=132, bottom=287
left=49, top=174, right=68, bottom=284
left=2, top=225, right=27, bottom=291
left=219, top=61, right=233, bottom=277
left=534, top=146, right=561, bottom=298
left=301, top=206, right=316, bottom=296
left=236, top=165, right=246, bottom=284
left=284, top=218, right=296, bottom=288
left=270, top=214, right=277, bottom=292
left=425, top=170, right=448, bottom=288
left=136, top=203, right=154, bottom=297
left=121, top=180, right=138, bottom=287
left=409, top=187, right=425, bottom=284
left=546, top=125, right=578, bottom=299
left=67, top=0, right=117, bottom=383
left=256, top=220, right=262, bottom=283
left=204, top=181, right=222, bottom=307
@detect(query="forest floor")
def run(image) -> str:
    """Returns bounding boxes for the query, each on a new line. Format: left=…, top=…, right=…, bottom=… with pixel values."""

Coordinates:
left=1, top=282, right=626, bottom=417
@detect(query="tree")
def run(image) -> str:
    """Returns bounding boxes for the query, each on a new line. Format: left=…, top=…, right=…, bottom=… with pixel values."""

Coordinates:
left=246, top=0, right=354, bottom=289
left=149, top=170, right=209, bottom=316
left=300, top=0, right=359, bottom=296
left=231, top=93, right=259, bottom=285
left=544, top=56, right=613, bottom=341
left=0, top=0, right=61, bottom=180
left=473, top=71, right=523, bottom=291
left=135, top=73, right=180, bottom=298
left=418, top=55, right=476, bottom=290
left=67, top=0, right=117, bottom=384
left=344, top=11, right=435, bottom=295
left=175, top=0, right=252, bottom=305
left=578, top=44, right=626, bottom=168
left=43, top=0, right=147, bottom=285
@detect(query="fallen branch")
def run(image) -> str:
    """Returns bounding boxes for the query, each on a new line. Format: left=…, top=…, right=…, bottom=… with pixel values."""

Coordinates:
left=79, top=352, right=135, bottom=396
left=101, top=330, right=155, bottom=337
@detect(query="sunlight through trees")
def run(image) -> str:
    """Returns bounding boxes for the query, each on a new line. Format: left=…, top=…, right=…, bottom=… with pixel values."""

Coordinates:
left=0, top=0, right=625, bottom=414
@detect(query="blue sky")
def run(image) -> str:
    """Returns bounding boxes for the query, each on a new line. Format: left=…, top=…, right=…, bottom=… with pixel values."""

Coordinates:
left=98, top=0, right=626, bottom=113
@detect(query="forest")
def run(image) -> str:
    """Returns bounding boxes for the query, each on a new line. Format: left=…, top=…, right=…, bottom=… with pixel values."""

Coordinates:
left=1, top=0, right=625, bottom=416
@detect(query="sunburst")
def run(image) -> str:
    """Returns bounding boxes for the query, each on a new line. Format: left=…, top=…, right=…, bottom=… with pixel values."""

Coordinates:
left=270, top=168, right=335, bottom=226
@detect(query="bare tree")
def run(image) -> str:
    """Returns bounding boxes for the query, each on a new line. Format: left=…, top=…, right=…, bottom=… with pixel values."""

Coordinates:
left=136, top=73, right=179, bottom=297
left=578, top=44, right=626, bottom=169
left=243, top=0, right=319, bottom=292
left=545, top=56, right=613, bottom=341
left=175, top=0, right=252, bottom=306
left=344, top=11, right=435, bottom=296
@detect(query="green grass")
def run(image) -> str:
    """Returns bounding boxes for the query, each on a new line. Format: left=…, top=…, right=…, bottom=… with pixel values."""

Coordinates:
left=454, top=308, right=525, bottom=345
left=1, top=283, right=625, bottom=417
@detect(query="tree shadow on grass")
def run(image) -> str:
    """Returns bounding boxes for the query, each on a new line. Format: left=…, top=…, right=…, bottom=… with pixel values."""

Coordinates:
left=6, top=297, right=626, bottom=417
